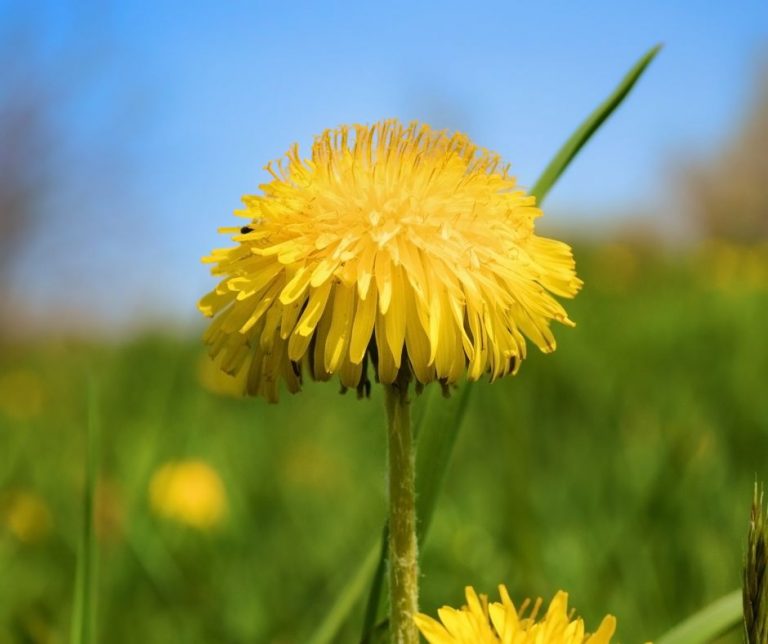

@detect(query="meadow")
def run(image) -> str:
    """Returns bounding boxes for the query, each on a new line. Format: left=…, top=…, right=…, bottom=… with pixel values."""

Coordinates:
left=1, top=241, right=767, bottom=643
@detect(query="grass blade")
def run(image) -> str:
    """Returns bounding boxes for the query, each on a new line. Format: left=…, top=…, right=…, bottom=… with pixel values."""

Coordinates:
left=70, top=377, right=98, bottom=644
left=530, top=44, right=661, bottom=202
left=655, top=590, right=742, bottom=644
left=306, top=540, right=381, bottom=644
left=360, top=525, right=388, bottom=644
left=414, top=384, right=472, bottom=541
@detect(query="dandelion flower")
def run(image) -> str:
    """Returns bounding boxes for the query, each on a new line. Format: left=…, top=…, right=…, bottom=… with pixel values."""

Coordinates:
left=1, top=490, right=52, bottom=544
left=149, top=460, right=227, bottom=530
left=199, top=119, right=581, bottom=401
left=414, top=586, right=616, bottom=644
left=197, top=352, right=248, bottom=398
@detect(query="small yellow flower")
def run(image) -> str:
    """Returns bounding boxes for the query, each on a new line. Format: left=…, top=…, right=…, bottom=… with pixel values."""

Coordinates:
left=196, top=352, right=248, bottom=398
left=414, top=586, right=616, bottom=644
left=200, top=120, right=581, bottom=401
left=1, top=490, right=52, bottom=544
left=148, top=460, right=227, bottom=530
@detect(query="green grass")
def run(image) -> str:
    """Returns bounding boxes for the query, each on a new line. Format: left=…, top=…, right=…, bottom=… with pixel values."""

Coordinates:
left=1, top=246, right=766, bottom=643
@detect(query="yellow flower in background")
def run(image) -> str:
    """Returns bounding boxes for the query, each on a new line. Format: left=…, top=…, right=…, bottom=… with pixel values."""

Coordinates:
left=199, top=119, right=581, bottom=401
left=0, top=369, right=44, bottom=421
left=149, top=460, right=227, bottom=530
left=196, top=352, right=248, bottom=398
left=414, top=586, right=616, bottom=644
left=1, top=490, right=53, bottom=544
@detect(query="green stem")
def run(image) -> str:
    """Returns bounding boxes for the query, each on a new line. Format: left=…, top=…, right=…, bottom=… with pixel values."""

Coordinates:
left=385, top=370, right=419, bottom=644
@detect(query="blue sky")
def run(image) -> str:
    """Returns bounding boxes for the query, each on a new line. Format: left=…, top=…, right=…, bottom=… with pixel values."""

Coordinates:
left=3, top=1, right=767, bottom=327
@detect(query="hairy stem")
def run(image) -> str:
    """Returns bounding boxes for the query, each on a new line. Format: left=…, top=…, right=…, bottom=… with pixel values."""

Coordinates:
left=385, top=370, right=419, bottom=644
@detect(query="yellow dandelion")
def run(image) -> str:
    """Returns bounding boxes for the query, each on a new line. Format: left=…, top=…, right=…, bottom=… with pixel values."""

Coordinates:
left=148, top=460, right=227, bottom=530
left=196, top=352, right=248, bottom=398
left=1, top=490, right=53, bottom=544
left=414, top=586, right=616, bottom=644
left=199, top=119, right=581, bottom=401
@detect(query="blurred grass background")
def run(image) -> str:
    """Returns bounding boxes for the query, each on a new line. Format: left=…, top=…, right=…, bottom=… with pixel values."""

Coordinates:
left=2, top=2, right=768, bottom=643
left=2, top=241, right=768, bottom=643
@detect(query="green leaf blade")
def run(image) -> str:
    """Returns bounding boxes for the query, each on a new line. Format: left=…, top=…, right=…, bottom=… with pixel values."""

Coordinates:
left=414, top=384, right=472, bottom=542
left=306, top=541, right=381, bottom=644
left=655, top=590, right=742, bottom=644
left=530, top=44, right=662, bottom=203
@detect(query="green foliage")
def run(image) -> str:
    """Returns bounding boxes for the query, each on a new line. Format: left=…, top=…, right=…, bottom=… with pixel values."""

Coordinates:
left=1, top=249, right=767, bottom=642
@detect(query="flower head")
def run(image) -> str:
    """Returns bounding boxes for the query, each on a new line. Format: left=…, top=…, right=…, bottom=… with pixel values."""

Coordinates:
left=148, top=460, right=227, bottom=530
left=414, top=586, right=616, bottom=644
left=200, top=120, right=581, bottom=401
